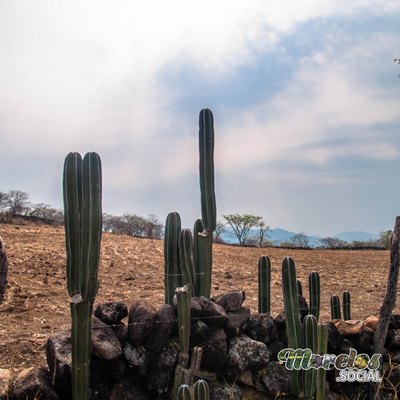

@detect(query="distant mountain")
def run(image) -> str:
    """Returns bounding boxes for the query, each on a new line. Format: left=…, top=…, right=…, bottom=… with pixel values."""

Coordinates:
left=220, top=226, right=379, bottom=247
left=333, top=231, right=379, bottom=243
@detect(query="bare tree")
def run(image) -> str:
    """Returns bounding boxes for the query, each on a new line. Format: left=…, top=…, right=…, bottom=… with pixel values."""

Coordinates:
left=213, top=221, right=226, bottom=243
left=318, top=237, right=348, bottom=249
left=290, top=232, right=310, bottom=248
left=6, top=190, right=30, bottom=214
left=223, top=213, right=263, bottom=246
left=143, top=214, right=163, bottom=239
left=0, top=192, right=9, bottom=213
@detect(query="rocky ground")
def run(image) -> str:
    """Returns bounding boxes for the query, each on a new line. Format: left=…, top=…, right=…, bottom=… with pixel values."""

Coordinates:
left=0, top=222, right=393, bottom=373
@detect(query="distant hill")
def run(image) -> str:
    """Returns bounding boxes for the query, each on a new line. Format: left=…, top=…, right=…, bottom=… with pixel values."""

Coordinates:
left=220, top=227, right=379, bottom=248
left=334, top=231, right=379, bottom=243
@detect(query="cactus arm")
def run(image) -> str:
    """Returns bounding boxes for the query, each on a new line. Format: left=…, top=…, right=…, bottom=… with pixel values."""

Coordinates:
left=179, top=229, right=196, bottom=294
left=164, top=212, right=182, bottom=304
left=342, top=290, right=351, bottom=320
left=81, top=152, right=102, bottom=301
left=309, top=272, right=320, bottom=321
left=258, top=256, right=271, bottom=313
left=199, top=109, right=216, bottom=233
left=63, top=152, right=83, bottom=297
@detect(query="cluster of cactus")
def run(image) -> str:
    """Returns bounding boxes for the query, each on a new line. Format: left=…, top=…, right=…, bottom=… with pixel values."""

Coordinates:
left=63, top=152, right=102, bottom=400
left=164, top=109, right=216, bottom=303
left=330, top=290, right=351, bottom=320
left=177, top=380, right=210, bottom=400
left=281, top=257, right=328, bottom=399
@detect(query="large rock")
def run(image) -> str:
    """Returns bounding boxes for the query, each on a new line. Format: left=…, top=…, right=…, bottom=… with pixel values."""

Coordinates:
left=92, top=317, right=122, bottom=360
left=255, top=362, right=290, bottom=397
left=226, top=307, right=250, bottom=338
left=12, top=368, right=59, bottom=400
left=128, top=300, right=156, bottom=345
left=210, top=382, right=242, bottom=400
left=123, top=343, right=149, bottom=377
left=144, top=304, right=176, bottom=353
left=213, top=290, right=246, bottom=312
left=227, top=334, right=269, bottom=371
left=241, top=386, right=274, bottom=399
left=334, top=320, right=364, bottom=336
left=194, top=296, right=228, bottom=327
left=243, top=313, right=277, bottom=345
left=145, top=340, right=179, bottom=393
left=324, top=321, right=343, bottom=354
left=385, top=329, right=400, bottom=351
left=194, top=328, right=228, bottom=371
left=94, top=302, right=128, bottom=325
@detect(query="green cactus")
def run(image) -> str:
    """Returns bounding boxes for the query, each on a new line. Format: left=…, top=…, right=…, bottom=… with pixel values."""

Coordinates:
left=316, top=323, right=328, bottom=400
left=258, top=256, right=271, bottom=313
left=309, top=271, right=320, bottom=321
left=297, top=279, right=303, bottom=297
left=330, top=294, right=341, bottom=320
left=342, top=290, right=351, bottom=320
left=303, top=314, right=317, bottom=399
left=177, top=384, right=192, bottom=400
left=179, top=229, right=196, bottom=295
left=63, top=152, right=102, bottom=400
left=193, top=380, right=210, bottom=400
left=281, top=257, right=303, bottom=394
left=199, top=108, right=216, bottom=234
left=164, top=212, right=182, bottom=304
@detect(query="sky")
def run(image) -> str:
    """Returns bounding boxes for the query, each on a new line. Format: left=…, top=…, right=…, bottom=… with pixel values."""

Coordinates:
left=0, top=1, right=399, bottom=237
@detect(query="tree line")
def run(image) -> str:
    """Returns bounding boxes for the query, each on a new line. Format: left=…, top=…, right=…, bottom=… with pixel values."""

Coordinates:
left=0, top=190, right=391, bottom=249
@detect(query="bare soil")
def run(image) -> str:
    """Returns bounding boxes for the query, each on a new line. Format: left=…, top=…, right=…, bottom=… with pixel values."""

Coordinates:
left=0, top=222, right=394, bottom=373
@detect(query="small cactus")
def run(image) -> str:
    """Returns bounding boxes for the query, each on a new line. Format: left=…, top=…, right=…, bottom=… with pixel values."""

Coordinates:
left=177, top=384, right=192, bottom=400
left=330, top=294, right=341, bottom=320
left=194, top=380, right=210, bottom=400
left=258, top=255, right=271, bottom=313
left=342, top=290, right=351, bottom=320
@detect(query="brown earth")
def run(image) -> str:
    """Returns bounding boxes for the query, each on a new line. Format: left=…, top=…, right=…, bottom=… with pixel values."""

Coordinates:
left=0, top=222, right=394, bottom=373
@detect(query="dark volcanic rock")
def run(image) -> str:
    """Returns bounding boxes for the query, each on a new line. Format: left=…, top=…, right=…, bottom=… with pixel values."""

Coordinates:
left=94, top=302, right=128, bottom=325
left=128, top=300, right=156, bottom=346
left=243, top=313, right=277, bottom=345
left=213, top=290, right=245, bottom=312
left=194, top=328, right=228, bottom=371
left=194, top=296, right=228, bottom=327
left=92, top=317, right=122, bottom=360
left=12, top=368, right=59, bottom=400
left=225, top=307, right=250, bottom=338
left=255, top=362, right=291, bottom=397
left=108, top=377, right=150, bottom=400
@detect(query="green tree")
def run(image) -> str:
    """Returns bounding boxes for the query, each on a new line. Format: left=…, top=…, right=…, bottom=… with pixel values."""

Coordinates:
left=223, top=213, right=263, bottom=246
left=379, top=230, right=392, bottom=249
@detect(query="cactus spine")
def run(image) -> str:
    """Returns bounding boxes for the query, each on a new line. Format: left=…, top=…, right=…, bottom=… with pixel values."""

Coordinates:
left=63, top=152, right=102, bottom=400
left=164, top=212, right=182, bottom=304
left=342, top=290, right=351, bottom=320
left=281, top=257, right=303, bottom=394
left=258, top=256, right=271, bottom=313
left=309, top=271, right=320, bottom=321
left=330, top=294, right=341, bottom=320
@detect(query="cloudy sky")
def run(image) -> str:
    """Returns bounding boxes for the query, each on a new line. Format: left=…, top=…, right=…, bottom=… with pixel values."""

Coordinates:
left=0, top=1, right=399, bottom=236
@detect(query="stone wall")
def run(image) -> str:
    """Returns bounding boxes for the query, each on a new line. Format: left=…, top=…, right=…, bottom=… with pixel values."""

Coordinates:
left=2, top=291, right=400, bottom=399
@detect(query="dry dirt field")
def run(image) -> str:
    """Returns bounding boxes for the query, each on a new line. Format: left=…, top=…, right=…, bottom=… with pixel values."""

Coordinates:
left=0, top=222, right=394, bottom=373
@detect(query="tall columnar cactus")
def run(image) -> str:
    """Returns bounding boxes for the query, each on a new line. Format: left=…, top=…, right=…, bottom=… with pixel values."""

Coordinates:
left=164, top=212, right=182, bottom=304
left=0, top=236, right=8, bottom=305
left=173, top=285, right=192, bottom=398
left=330, top=294, right=341, bottom=320
left=63, top=152, right=102, bottom=400
left=281, top=257, right=303, bottom=394
left=258, top=256, right=271, bottom=313
left=342, top=290, right=351, bottom=320
left=193, top=380, right=210, bottom=400
left=308, top=271, right=320, bottom=321
left=196, top=109, right=216, bottom=299
left=179, top=229, right=196, bottom=295
left=193, top=219, right=205, bottom=297
left=303, top=314, right=317, bottom=399
left=316, top=323, right=328, bottom=400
